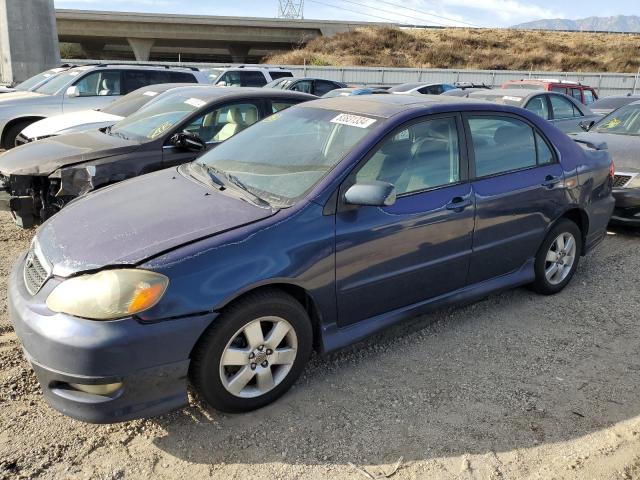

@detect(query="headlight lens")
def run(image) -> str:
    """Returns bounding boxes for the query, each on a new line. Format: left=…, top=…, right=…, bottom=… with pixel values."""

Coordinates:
left=46, top=269, right=169, bottom=320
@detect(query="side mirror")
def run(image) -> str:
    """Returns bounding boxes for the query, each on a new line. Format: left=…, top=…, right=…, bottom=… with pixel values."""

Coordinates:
left=170, top=132, right=206, bottom=152
left=65, top=86, right=80, bottom=98
left=579, top=120, right=595, bottom=132
left=344, top=181, right=396, bottom=207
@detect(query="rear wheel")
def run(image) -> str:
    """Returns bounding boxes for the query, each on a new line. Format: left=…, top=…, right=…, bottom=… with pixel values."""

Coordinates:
left=3, top=120, right=34, bottom=150
left=189, top=290, right=312, bottom=413
left=532, top=219, right=582, bottom=295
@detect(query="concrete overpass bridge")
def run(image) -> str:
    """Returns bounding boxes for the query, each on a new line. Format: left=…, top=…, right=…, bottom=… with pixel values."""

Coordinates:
left=55, top=10, right=382, bottom=63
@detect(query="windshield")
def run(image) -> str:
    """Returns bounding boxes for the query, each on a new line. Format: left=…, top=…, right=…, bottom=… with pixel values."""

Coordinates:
left=595, top=103, right=640, bottom=136
left=194, top=107, right=378, bottom=207
left=15, top=69, right=63, bottom=91
left=101, top=87, right=167, bottom=117
left=34, top=68, right=88, bottom=95
left=110, top=92, right=206, bottom=140
left=591, top=96, right=639, bottom=111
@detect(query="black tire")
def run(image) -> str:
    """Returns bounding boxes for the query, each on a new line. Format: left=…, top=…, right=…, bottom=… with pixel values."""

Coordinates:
left=189, top=289, right=313, bottom=413
left=532, top=219, right=582, bottom=295
left=3, top=120, right=34, bottom=150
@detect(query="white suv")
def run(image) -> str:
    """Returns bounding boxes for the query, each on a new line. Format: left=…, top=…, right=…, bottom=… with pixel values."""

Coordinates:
left=204, top=66, right=294, bottom=87
left=0, top=64, right=209, bottom=149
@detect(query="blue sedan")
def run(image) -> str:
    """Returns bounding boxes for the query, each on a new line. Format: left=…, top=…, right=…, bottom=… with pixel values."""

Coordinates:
left=9, top=95, right=614, bottom=423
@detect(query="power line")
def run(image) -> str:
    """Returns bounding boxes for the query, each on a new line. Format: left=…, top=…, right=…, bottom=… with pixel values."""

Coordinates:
left=331, top=0, right=451, bottom=27
left=306, top=0, right=409, bottom=24
left=373, top=0, right=479, bottom=28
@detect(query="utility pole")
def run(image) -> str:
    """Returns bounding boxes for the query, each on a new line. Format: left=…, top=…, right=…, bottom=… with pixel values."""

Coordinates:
left=278, top=0, right=304, bottom=19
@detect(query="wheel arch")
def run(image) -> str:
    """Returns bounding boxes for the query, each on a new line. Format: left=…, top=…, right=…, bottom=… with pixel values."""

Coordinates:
left=557, top=208, right=589, bottom=254
left=1, top=116, right=44, bottom=145
left=211, top=282, right=324, bottom=353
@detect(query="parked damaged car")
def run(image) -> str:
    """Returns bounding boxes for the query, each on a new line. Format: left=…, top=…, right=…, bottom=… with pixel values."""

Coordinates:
left=0, top=87, right=315, bottom=227
left=9, top=95, right=614, bottom=423
left=16, top=83, right=205, bottom=146
left=573, top=100, right=640, bottom=226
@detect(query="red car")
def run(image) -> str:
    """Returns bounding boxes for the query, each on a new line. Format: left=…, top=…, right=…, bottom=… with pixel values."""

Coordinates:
left=502, top=79, right=598, bottom=106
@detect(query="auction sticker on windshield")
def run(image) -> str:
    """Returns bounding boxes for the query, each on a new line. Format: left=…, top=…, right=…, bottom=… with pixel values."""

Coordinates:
left=143, top=91, right=159, bottom=97
left=185, top=98, right=206, bottom=108
left=331, top=113, right=377, bottom=128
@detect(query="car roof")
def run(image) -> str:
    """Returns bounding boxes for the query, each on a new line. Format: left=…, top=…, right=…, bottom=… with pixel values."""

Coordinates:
left=467, top=89, right=545, bottom=105
left=69, top=63, right=198, bottom=72
left=301, top=93, right=491, bottom=118
left=154, top=85, right=315, bottom=102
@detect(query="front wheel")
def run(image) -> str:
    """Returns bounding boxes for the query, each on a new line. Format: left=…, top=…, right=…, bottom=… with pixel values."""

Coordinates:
left=532, top=219, right=582, bottom=295
left=189, top=290, right=312, bottom=413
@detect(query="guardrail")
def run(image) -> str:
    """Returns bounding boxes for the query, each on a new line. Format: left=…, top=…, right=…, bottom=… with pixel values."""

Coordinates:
left=64, top=59, right=640, bottom=97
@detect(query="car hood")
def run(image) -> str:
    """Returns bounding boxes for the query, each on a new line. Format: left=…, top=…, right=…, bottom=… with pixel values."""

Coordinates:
left=0, top=129, right=141, bottom=176
left=0, top=90, right=49, bottom=105
left=572, top=131, right=640, bottom=172
left=37, top=168, right=278, bottom=276
left=21, top=110, right=122, bottom=139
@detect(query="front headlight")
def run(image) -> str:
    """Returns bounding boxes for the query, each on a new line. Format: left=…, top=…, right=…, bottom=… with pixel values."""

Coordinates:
left=46, top=269, right=169, bottom=320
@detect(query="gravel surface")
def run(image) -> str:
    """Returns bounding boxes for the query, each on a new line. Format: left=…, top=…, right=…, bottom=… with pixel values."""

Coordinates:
left=1, top=210, right=639, bottom=480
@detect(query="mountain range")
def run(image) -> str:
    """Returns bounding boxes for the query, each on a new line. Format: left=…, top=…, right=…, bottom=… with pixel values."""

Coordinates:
left=513, top=15, right=640, bottom=32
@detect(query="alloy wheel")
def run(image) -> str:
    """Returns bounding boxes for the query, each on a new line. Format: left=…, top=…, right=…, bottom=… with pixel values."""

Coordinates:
left=544, top=232, right=577, bottom=285
left=219, top=316, right=298, bottom=398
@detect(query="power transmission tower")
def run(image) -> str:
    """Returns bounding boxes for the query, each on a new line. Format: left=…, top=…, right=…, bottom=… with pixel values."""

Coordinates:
left=278, top=0, right=304, bottom=19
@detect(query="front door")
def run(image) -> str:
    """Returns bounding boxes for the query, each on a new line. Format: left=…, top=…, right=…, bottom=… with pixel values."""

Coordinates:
left=464, top=113, right=566, bottom=284
left=162, top=100, right=262, bottom=168
left=62, top=70, right=123, bottom=112
left=335, top=115, right=475, bottom=326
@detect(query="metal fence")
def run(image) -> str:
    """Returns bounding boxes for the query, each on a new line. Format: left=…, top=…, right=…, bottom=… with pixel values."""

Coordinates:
left=65, top=59, right=640, bottom=97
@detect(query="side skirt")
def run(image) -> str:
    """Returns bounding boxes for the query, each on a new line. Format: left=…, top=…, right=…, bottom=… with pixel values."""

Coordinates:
left=320, top=259, right=535, bottom=354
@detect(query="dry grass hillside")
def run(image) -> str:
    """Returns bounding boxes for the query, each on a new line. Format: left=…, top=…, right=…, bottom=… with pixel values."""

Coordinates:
left=266, top=27, right=640, bottom=72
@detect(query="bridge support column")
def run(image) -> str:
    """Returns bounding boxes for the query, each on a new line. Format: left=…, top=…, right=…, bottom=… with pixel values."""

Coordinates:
left=127, top=38, right=155, bottom=61
left=228, top=45, right=250, bottom=64
left=80, top=42, right=105, bottom=60
left=0, top=0, right=60, bottom=84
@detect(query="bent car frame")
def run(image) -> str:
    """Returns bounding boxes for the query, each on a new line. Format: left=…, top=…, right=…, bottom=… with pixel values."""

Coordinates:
left=9, top=95, right=614, bottom=423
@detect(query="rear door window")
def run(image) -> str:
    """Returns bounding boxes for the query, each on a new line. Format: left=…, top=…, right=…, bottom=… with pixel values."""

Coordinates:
left=122, top=70, right=169, bottom=94
left=269, top=71, right=293, bottom=80
left=583, top=89, right=596, bottom=104
left=551, top=86, right=567, bottom=95
left=168, top=71, right=197, bottom=83
left=467, top=116, right=543, bottom=177
left=314, top=80, right=338, bottom=96
left=549, top=95, right=582, bottom=119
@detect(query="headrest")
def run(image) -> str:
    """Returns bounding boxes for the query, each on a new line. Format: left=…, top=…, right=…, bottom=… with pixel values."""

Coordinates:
left=244, top=108, right=257, bottom=125
left=494, top=125, right=529, bottom=146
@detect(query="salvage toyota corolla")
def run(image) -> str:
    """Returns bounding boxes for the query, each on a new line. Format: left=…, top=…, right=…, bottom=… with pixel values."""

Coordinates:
left=9, top=95, right=614, bottom=423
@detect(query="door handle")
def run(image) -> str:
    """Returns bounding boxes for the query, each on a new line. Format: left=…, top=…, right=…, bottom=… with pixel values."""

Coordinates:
left=542, top=175, right=562, bottom=188
left=446, top=197, right=472, bottom=212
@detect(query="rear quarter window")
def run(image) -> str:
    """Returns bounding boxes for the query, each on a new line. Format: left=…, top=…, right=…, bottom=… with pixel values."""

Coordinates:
left=269, top=71, right=294, bottom=80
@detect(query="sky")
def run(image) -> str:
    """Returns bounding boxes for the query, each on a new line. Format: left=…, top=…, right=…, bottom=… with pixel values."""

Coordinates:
left=53, top=0, right=640, bottom=28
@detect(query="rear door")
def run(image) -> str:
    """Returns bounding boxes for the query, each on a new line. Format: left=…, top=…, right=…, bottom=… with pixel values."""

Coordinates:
left=464, top=113, right=566, bottom=284
left=335, top=114, right=475, bottom=326
left=548, top=93, right=586, bottom=133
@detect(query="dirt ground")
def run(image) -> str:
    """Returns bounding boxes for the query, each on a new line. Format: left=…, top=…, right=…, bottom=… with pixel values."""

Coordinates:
left=1, top=210, right=639, bottom=480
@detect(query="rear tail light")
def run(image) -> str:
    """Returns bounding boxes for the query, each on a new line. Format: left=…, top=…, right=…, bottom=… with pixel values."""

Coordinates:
left=609, top=160, right=615, bottom=178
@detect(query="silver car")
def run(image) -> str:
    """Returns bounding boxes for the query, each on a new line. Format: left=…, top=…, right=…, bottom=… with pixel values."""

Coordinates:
left=0, top=64, right=208, bottom=149
left=467, top=89, right=600, bottom=134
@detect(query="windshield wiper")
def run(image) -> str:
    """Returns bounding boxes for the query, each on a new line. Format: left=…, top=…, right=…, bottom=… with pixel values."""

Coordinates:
left=220, top=170, right=272, bottom=208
